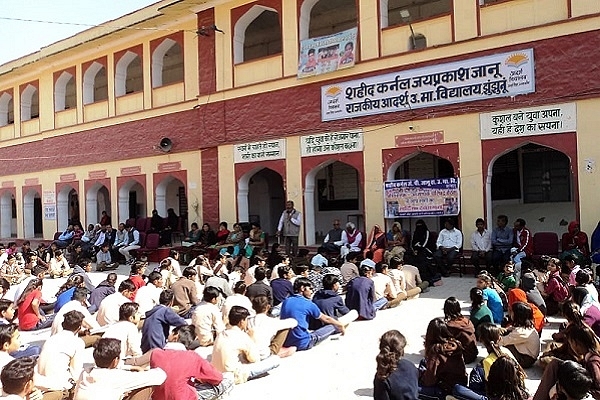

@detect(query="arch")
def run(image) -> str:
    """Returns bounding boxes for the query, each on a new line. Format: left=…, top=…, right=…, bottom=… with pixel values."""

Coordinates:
left=486, top=142, right=575, bottom=234
left=152, top=38, right=183, bottom=88
left=115, top=51, right=142, bottom=97
left=300, top=0, right=357, bottom=40
left=55, top=71, right=76, bottom=112
left=83, top=61, right=108, bottom=105
left=57, top=186, right=79, bottom=230
left=0, top=93, right=12, bottom=126
left=304, top=160, right=362, bottom=245
left=118, top=178, right=146, bottom=222
left=23, top=189, right=41, bottom=238
left=21, top=84, right=38, bottom=121
left=233, top=5, right=281, bottom=64
left=386, top=151, right=456, bottom=233
left=0, top=191, right=15, bottom=238
left=86, top=182, right=111, bottom=225
left=237, top=167, right=285, bottom=235
left=154, top=175, right=186, bottom=217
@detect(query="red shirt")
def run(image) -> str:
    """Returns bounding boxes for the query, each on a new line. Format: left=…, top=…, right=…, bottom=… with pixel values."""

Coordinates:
left=18, top=289, right=42, bottom=330
left=150, top=349, right=223, bottom=400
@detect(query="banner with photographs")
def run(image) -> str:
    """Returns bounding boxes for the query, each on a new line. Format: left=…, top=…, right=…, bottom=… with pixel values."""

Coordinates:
left=384, top=178, right=460, bottom=218
left=321, top=48, right=535, bottom=121
left=298, top=27, right=357, bottom=78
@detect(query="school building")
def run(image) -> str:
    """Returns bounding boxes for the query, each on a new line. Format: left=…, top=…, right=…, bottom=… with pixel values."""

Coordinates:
left=0, top=0, right=599, bottom=246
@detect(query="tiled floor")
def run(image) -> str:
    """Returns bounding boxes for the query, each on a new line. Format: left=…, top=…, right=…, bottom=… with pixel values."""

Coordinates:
left=19, top=271, right=555, bottom=399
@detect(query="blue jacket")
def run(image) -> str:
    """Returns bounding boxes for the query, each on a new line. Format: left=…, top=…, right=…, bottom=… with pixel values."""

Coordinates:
left=141, top=304, right=187, bottom=353
left=345, top=277, right=376, bottom=320
left=311, top=289, right=350, bottom=330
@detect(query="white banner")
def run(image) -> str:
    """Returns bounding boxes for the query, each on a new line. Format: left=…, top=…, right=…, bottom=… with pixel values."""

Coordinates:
left=298, top=28, right=357, bottom=78
left=301, top=129, right=363, bottom=157
left=233, top=139, right=286, bottom=163
left=321, top=49, right=535, bottom=121
left=480, top=103, right=576, bottom=140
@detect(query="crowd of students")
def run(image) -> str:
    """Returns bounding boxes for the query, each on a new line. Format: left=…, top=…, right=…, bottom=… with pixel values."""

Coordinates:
left=374, top=253, right=600, bottom=400
left=0, top=215, right=598, bottom=399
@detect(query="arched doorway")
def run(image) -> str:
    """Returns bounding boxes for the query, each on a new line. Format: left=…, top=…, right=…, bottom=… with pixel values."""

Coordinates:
left=57, top=186, right=79, bottom=229
left=155, top=175, right=187, bottom=219
left=305, top=160, right=362, bottom=245
left=387, top=152, right=456, bottom=234
left=0, top=192, right=15, bottom=238
left=238, top=168, right=285, bottom=236
left=118, top=179, right=146, bottom=222
left=488, top=143, right=575, bottom=234
left=86, top=183, right=111, bottom=225
left=23, top=189, right=42, bottom=238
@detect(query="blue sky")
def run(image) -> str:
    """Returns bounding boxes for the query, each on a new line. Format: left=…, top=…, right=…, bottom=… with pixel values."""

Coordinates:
left=0, top=0, right=160, bottom=65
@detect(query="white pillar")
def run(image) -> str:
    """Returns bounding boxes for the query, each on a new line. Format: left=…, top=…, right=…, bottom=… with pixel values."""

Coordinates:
left=118, top=188, right=129, bottom=223
left=0, top=195, right=11, bottom=238
left=23, top=194, right=35, bottom=238
left=86, top=188, right=99, bottom=225
left=237, top=185, right=249, bottom=223
left=304, top=178, right=316, bottom=245
left=155, top=191, right=167, bottom=216
left=57, top=197, right=69, bottom=230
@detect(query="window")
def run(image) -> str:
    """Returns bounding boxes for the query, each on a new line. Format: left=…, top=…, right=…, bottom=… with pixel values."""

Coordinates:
left=21, top=84, right=39, bottom=121
left=309, top=0, right=357, bottom=38
left=115, top=51, right=143, bottom=97
left=0, top=93, right=13, bottom=126
left=152, top=38, right=184, bottom=88
left=233, top=6, right=281, bottom=64
left=383, top=0, right=451, bottom=28
left=83, top=61, right=108, bottom=104
left=243, top=10, right=281, bottom=62
left=491, top=145, right=571, bottom=203
left=55, top=71, right=76, bottom=112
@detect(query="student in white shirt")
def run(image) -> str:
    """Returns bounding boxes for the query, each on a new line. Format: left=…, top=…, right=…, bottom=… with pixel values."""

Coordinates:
left=102, top=303, right=143, bottom=360
left=73, top=338, right=166, bottom=400
left=0, top=357, right=44, bottom=400
left=135, top=271, right=164, bottom=317
left=37, top=311, right=86, bottom=392
left=96, top=280, right=136, bottom=326
left=192, top=287, right=226, bottom=347
left=250, top=295, right=297, bottom=359
left=51, top=288, right=101, bottom=347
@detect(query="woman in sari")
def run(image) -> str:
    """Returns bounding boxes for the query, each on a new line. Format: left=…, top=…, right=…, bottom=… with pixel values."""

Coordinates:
left=245, top=222, right=266, bottom=258
left=365, top=225, right=386, bottom=263
left=385, top=221, right=407, bottom=262
left=215, top=222, right=246, bottom=256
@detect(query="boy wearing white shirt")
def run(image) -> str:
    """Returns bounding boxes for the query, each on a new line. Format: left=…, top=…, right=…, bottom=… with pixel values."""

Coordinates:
left=135, top=271, right=163, bottom=316
left=102, top=303, right=142, bottom=360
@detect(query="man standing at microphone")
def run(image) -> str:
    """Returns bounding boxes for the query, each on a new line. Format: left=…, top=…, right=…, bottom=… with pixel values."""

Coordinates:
left=277, top=200, right=302, bottom=257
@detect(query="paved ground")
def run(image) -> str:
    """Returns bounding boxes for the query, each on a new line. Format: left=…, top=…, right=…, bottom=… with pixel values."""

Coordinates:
left=17, top=267, right=557, bottom=399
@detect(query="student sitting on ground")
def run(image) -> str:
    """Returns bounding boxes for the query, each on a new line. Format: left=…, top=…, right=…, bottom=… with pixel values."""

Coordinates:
left=280, top=277, right=348, bottom=351
left=89, top=273, right=117, bottom=313
left=476, top=273, right=504, bottom=324
left=171, top=266, right=201, bottom=318
left=500, top=301, right=541, bottom=368
left=534, top=359, right=594, bottom=400
left=0, top=254, right=24, bottom=285
left=16, top=278, right=54, bottom=331
left=141, top=289, right=187, bottom=353
left=96, top=243, right=119, bottom=272
left=469, top=287, right=494, bottom=333
left=126, top=325, right=233, bottom=400
left=452, top=323, right=517, bottom=398
left=96, top=279, right=136, bottom=327
left=73, top=338, right=167, bottom=400
left=211, top=306, right=280, bottom=384
left=419, top=318, right=467, bottom=400
left=37, top=310, right=86, bottom=394
left=221, top=281, right=254, bottom=326
left=250, top=295, right=297, bottom=359
left=0, top=306, right=41, bottom=359
left=443, top=296, right=478, bottom=364
left=49, top=250, right=72, bottom=278
left=192, top=286, right=226, bottom=347
left=135, top=271, right=164, bottom=317
left=373, top=330, right=419, bottom=400
left=345, top=264, right=382, bottom=320
left=245, top=266, right=273, bottom=306
left=311, top=274, right=358, bottom=330
left=69, top=258, right=95, bottom=293
left=54, top=274, right=85, bottom=313
left=52, top=288, right=101, bottom=348
left=371, top=263, right=402, bottom=309
left=0, top=357, right=44, bottom=400
left=102, top=303, right=143, bottom=360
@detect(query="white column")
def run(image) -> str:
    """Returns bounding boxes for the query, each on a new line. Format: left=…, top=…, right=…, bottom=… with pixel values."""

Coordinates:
left=118, top=188, right=129, bottom=222
left=155, top=191, right=167, bottom=216
left=0, top=195, right=11, bottom=238
left=237, top=186, right=249, bottom=222
left=23, top=195, right=35, bottom=238
left=304, top=179, right=316, bottom=245
left=86, top=188, right=99, bottom=225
